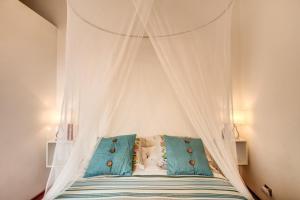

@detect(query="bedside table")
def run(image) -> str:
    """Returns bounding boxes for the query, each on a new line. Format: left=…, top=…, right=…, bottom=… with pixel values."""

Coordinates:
left=236, top=138, right=248, bottom=165
left=46, top=140, right=74, bottom=168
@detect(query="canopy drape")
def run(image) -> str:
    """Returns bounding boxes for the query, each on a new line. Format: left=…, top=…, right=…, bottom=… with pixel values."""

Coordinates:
left=45, top=0, right=253, bottom=199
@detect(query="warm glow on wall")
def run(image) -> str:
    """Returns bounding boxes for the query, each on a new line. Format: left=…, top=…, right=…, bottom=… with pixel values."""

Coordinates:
left=233, top=110, right=248, bottom=125
left=41, top=109, right=60, bottom=140
left=232, top=109, right=250, bottom=139
left=41, top=110, right=60, bottom=125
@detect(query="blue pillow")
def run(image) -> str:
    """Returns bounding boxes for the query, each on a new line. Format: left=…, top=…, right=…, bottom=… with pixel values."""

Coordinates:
left=164, top=135, right=212, bottom=176
left=84, top=134, right=136, bottom=178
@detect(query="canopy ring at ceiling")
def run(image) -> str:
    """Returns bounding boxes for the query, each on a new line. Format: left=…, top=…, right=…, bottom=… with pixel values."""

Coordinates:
left=68, top=0, right=234, bottom=38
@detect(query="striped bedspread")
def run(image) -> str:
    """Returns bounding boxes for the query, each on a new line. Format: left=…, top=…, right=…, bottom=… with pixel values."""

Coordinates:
left=56, top=175, right=247, bottom=200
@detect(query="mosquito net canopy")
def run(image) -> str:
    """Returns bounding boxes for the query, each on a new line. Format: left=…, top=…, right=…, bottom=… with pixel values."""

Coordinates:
left=45, top=0, right=252, bottom=199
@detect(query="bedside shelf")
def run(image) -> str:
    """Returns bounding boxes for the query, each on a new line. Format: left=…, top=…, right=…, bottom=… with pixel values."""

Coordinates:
left=46, top=140, right=74, bottom=168
left=236, top=138, right=248, bottom=165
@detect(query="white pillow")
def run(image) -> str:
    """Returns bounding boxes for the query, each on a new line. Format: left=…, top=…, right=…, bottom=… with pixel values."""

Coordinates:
left=141, top=135, right=162, bottom=147
left=133, top=146, right=167, bottom=175
left=142, top=146, right=161, bottom=168
left=142, top=136, right=167, bottom=168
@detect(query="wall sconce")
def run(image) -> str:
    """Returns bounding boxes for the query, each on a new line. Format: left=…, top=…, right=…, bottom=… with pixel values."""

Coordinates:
left=55, top=106, right=75, bottom=141
left=233, top=110, right=248, bottom=139
left=67, top=123, right=74, bottom=141
left=55, top=123, right=74, bottom=141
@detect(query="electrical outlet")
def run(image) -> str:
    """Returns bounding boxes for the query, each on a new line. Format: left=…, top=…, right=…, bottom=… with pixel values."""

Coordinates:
left=261, top=184, right=272, bottom=197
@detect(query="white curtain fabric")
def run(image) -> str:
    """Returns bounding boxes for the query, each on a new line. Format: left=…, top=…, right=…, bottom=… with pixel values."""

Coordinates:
left=134, top=0, right=251, bottom=198
left=45, top=0, right=252, bottom=199
left=45, top=1, right=152, bottom=198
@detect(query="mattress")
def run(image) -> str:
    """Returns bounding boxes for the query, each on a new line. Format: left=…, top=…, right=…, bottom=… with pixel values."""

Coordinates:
left=55, top=175, right=247, bottom=200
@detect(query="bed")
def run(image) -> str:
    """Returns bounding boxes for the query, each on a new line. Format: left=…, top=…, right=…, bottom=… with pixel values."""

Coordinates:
left=55, top=175, right=247, bottom=200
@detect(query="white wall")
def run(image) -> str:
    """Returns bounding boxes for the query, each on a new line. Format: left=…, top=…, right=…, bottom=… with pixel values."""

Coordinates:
left=0, top=0, right=57, bottom=199
left=19, top=0, right=67, bottom=113
left=232, top=0, right=300, bottom=199
left=110, top=40, right=195, bottom=137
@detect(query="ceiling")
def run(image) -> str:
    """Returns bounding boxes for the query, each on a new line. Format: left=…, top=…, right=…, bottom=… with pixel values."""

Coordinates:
left=20, top=0, right=67, bottom=28
left=19, top=0, right=231, bottom=35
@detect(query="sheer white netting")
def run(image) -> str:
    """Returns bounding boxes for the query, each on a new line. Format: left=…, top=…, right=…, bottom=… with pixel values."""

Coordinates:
left=45, top=0, right=253, bottom=199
